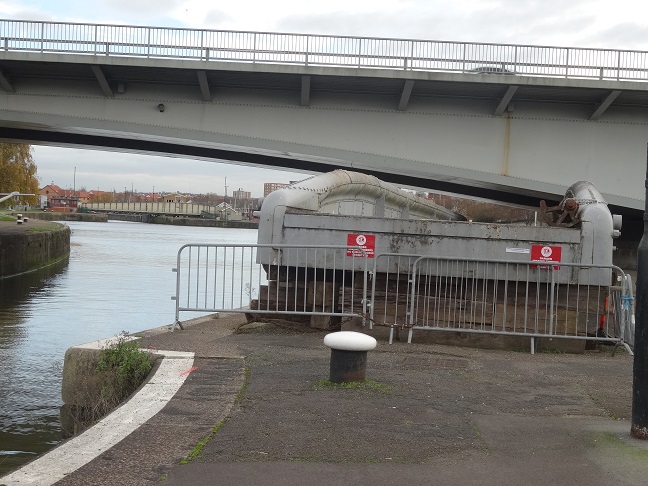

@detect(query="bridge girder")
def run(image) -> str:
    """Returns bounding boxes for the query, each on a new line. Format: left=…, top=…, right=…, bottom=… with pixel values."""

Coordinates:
left=0, top=51, right=646, bottom=238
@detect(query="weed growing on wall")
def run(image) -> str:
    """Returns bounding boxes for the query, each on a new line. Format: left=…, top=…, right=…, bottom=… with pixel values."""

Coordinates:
left=61, top=333, right=157, bottom=436
left=96, top=333, right=155, bottom=410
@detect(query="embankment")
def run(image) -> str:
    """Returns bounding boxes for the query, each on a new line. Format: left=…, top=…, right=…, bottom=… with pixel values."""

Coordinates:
left=149, top=215, right=258, bottom=229
left=16, top=210, right=257, bottom=228
left=0, top=221, right=71, bottom=278
left=24, top=211, right=108, bottom=222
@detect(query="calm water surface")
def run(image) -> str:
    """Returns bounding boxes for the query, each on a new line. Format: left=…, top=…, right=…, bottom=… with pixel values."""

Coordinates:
left=0, top=221, right=257, bottom=476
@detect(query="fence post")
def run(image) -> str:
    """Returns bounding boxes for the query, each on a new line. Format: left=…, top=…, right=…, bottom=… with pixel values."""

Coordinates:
left=548, top=268, right=556, bottom=336
left=632, top=143, right=648, bottom=439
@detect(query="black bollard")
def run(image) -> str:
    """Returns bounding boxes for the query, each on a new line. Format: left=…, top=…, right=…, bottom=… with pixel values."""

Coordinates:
left=632, top=143, right=648, bottom=439
left=329, top=349, right=368, bottom=383
left=324, top=331, right=377, bottom=384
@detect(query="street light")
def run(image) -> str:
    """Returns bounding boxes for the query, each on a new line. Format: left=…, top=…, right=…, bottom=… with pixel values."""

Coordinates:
left=224, top=177, right=228, bottom=222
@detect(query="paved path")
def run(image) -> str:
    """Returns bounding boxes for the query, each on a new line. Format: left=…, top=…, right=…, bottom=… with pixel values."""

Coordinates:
left=6, top=314, right=648, bottom=485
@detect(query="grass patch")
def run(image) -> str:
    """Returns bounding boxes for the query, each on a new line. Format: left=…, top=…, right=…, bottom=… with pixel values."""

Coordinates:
left=180, top=420, right=227, bottom=465
left=27, top=225, right=57, bottom=232
left=179, top=365, right=249, bottom=465
left=312, top=379, right=391, bottom=393
left=0, top=214, right=15, bottom=221
left=591, top=431, right=648, bottom=459
left=541, top=348, right=565, bottom=354
left=235, top=368, right=251, bottom=403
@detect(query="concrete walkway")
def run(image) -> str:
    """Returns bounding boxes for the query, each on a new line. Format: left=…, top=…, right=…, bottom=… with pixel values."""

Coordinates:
left=7, top=314, right=648, bottom=485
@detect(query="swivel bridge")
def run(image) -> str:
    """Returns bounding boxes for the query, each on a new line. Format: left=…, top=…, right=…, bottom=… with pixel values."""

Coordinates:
left=0, top=19, right=647, bottom=234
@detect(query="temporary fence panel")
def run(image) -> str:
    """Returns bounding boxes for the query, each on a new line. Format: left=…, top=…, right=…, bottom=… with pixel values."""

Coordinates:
left=405, top=257, right=633, bottom=353
left=172, top=244, right=369, bottom=329
left=172, top=244, right=634, bottom=354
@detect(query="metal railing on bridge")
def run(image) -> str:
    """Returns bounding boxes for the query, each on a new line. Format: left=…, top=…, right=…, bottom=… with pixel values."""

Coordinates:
left=171, top=243, right=634, bottom=354
left=2, top=19, right=648, bottom=81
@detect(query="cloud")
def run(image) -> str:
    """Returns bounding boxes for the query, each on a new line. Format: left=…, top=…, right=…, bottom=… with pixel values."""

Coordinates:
left=580, top=23, right=648, bottom=50
left=33, top=146, right=307, bottom=197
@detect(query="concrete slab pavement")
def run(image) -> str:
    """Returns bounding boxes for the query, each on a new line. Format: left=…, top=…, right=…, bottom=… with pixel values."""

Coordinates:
left=5, top=313, right=647, bottom=486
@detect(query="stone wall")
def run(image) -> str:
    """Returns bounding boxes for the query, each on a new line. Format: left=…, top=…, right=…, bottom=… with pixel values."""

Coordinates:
left=0, top=222, right=71, bottom=278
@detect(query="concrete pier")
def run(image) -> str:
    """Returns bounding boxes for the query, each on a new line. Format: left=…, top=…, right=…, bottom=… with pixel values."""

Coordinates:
left=0, top=220, right=70, bottom=279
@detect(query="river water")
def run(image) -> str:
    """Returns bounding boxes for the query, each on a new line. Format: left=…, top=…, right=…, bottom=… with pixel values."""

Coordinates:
left=0, top=221, right=257, bottom=476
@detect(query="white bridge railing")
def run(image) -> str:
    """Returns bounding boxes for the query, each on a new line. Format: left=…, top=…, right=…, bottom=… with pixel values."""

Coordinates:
left=2, top=19, right=648, bottom=81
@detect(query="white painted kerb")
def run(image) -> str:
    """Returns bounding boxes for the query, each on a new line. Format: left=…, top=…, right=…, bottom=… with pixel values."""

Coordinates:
left=0, top=342, right=194, bottom=486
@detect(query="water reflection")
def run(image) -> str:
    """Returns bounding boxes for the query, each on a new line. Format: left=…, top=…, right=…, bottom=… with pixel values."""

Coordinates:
left=0, top=260, right=69, bottom=347
left=0, top=221, right=257, bottom=476
left=0, top=260, right=70, bottom=474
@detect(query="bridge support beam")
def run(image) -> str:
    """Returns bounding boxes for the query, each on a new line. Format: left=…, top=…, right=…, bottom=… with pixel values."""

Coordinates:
left=90, top=66, right=113, bottom=97
left=398, top=80, right=415, bottom=111
left=301, top=75, right=311, bottom=106
left=494, top=85, right=518, bottom=116
left=590, top=90, right=622, bottom=121
left=197, top=71, right=211, bottom=101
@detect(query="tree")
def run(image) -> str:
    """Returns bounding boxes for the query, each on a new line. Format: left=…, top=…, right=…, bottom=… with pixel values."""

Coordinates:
left=0, top=143, right=39, bottom=207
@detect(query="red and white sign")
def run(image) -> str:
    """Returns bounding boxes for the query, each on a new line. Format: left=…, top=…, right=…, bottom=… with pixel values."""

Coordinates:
left=530, top=245, right=562, bottom=269
left=346, top=233, right=376, bottom=258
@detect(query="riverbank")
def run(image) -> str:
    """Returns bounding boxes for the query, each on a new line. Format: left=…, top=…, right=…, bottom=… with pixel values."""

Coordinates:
left=0, top=220, right=70, bottom=279
left=17, top=211, right=258, bottom=229
left=2, top=314, right=645, bottom=486
left=17, top=211, right=108, bottom=222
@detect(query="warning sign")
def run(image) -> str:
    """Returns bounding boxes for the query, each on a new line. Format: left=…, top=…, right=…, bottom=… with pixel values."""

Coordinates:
left=530, top=245, right=562, bottom=270
left=346, top=233, right=375, bottom=258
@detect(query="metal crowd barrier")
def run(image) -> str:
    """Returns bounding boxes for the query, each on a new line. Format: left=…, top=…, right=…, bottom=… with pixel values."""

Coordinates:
left=3, top=19, right=648, bottom=81
left=171, top=244, right=634, bottom=354
left=172, top=243, right=369, bottom=330
left=403, top=257, right=633, bottom=354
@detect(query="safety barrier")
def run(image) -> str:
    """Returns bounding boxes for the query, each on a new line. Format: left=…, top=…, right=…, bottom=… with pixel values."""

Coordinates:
left=403, top=257, right=633, bottom=353
left=172, top=244, right=369, bottom=330
left=171, top=244, right=634, bottom=354
left=3, top=19, right=648, bottom=81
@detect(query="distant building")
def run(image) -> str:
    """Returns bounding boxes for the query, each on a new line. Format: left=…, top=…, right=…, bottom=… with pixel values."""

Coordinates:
left=264, top=182, right=289, bottom=197
left=39, top=184, right=64, bottom=203
left=76, top=190, right=91, bottom=204
left=48, top=195, right=79, bottom=212
left=39, top=184, right=87, bottom=210
left=232, top=188, right=251, bottom=200
left=163, top=193, right=188, bottom=203
left=215, top=202, right=242, bottom=221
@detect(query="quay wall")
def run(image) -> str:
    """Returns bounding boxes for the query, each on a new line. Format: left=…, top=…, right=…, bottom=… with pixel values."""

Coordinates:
left=22, top=212, right=108, bottom=222
left=0, top=221, right=71, bottom=278
left=150, top=215, right=258, bottom=229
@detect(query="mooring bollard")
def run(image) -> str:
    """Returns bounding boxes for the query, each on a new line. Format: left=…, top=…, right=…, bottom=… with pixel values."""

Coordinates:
left=324, top=331, right=377, bottom=383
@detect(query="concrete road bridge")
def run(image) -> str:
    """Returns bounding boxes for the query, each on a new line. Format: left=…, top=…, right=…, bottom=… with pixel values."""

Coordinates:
left=0, top=19, right=647, bottom=237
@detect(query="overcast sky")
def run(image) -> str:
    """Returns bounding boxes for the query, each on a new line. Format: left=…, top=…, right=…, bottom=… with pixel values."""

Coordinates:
left=3, top=0, right=648, bottom=196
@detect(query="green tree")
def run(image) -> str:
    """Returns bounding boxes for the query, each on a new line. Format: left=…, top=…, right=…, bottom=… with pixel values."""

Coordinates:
left=0, top=143, right=39, bottom=207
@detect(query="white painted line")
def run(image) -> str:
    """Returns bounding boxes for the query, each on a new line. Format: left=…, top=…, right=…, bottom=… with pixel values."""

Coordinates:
left=0, top=349, right=195, bottom=486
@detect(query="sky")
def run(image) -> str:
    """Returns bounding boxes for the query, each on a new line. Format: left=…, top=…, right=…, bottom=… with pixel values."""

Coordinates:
left=3, top=0, right=648, bottom=197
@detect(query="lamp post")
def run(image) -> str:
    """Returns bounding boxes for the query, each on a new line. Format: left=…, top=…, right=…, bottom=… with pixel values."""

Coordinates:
left=224, top=177, right=228, bottom=222
left=633, top=143, right=648, bottom=439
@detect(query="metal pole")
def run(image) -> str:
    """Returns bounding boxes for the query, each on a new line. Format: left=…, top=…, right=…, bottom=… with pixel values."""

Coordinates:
left=632, top=143, right=648, bottom=439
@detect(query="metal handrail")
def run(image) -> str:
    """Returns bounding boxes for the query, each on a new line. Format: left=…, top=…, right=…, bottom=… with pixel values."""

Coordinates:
left=1, top=19, right=648, bottom=81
